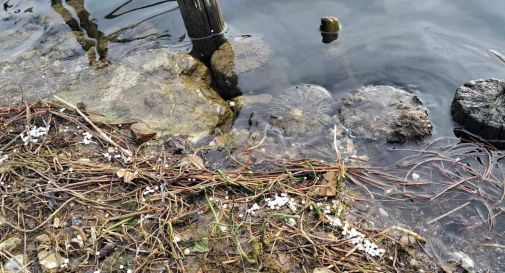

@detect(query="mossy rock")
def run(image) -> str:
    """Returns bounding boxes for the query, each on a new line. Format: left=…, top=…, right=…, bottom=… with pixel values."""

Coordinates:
left=57, top=48, right=234, bottom=142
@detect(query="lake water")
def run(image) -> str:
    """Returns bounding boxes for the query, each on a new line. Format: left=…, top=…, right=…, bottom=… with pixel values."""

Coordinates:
left=1, top=0, right=505, bottom=271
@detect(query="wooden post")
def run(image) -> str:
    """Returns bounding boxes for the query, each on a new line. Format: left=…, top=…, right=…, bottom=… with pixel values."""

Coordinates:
left=177, top=0, right=226, bottom=61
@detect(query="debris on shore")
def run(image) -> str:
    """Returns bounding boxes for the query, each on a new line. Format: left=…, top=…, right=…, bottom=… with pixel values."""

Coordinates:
left=0, top=100, right=437, bottom=272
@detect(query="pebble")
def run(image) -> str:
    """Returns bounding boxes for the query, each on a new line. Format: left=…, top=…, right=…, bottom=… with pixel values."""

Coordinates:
left=3, top=254, right=26, bottom=272
left=378, top=208, right=389, bottom=217
left=38, top=251, right=62, bottom=271
left=0, top=237, right=21, bottom=252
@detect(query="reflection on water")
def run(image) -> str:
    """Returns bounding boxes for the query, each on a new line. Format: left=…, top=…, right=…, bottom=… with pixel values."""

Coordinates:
left=104, top=0, right=176, bottom=19
left=1, top=0, right=505, bottom=271
left=51, top=0, right=108, bottom=65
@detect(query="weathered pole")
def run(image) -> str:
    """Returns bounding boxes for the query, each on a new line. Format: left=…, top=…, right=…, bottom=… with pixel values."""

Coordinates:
left=176, top=0, right=226, bottom=61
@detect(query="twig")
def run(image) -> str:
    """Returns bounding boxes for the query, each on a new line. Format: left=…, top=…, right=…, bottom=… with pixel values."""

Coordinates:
left=427, top=202, right=471, bottom=225
left=53, top=95, right=132, bottom=156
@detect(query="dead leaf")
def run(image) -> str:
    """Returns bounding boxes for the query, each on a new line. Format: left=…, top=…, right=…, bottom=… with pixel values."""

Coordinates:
left=116, top=169, right=137, bottom=183
left=309, top=183, right=337, bottom=197
left=309, top=171, right=340, bottom=197
left=313, top=267, right=334, bottom=273
left=130, top=123, right=158, bottom=144
left=53, top=217, right=61, bottom=228
left=179, top=155, right=205, bottom=170
left=324, top=171, right=339, bottom=183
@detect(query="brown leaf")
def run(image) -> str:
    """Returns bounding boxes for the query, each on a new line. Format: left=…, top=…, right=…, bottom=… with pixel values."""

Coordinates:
left=179, top=155, right=205, bottom=170
left=309, top=171, right=340, bottom=197
left=313, top=267, right=334, bottom=273
left=130, top=123, right=158, bottom=144
left=310, top=183, right=338, bottom=197
left=116, top=169, right=127, bottom=178
left=116, top=169, right=136, bottom=183
left=323, top=171, right=339, bottom=183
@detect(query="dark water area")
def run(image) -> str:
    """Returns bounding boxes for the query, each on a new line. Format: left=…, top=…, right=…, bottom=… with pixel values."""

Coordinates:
left=1, top=0, right=505, bottom=271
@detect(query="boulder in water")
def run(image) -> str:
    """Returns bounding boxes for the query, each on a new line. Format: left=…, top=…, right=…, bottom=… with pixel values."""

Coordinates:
left=337, top=85, right=432, bottom=143
left=451, top=79, right=505, bottom=142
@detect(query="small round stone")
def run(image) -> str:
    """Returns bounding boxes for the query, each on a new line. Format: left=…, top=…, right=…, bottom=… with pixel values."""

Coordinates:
left=320, top=16, right=341, bottom=33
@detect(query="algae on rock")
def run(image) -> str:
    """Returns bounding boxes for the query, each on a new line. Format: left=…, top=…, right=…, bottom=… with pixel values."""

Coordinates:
left=57, top=48, right=233, bottom=142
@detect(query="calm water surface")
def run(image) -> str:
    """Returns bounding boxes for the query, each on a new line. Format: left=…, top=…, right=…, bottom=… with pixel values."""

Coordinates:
left=1, top=0, right=505, bottom=271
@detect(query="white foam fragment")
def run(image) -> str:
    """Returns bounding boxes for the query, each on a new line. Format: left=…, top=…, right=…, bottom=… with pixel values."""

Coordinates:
left=265, top=193, right=298, bottom=211
left=326, top=215, right=342, bottom=227
left=142, top=185, right=160, bottom=196
left=412, top=173, right=420, bottom=180
left=246, top=203, right=260, bottom=216
left=82, top=132, right=94, bottom=145
left=341, top=222, right=385, bottom=257
left=324, top=207, right=385, bottom=257
left=0, top=154, right=8, bottom=165
left=21, top=126, right=49, bottom=145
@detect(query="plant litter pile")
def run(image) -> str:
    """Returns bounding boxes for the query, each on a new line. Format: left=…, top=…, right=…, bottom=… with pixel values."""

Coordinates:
left=0, top=99, right=434, bottom=273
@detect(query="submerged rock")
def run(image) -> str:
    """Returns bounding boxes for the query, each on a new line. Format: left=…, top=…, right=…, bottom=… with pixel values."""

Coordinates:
left=57, top=48, right=233, bottom=142
left=210, top=37, right=272, bottom=98
left=337, top=85, right=432, bottom=143
left=269, top=84, right=336, bottom=137
left=208, top=84, right=363, bottom=163
left=452, top=79, right=505, bottom=142
left=1, top=16, right=231, bottom=142
left=320, top=16, right=340, bottom=43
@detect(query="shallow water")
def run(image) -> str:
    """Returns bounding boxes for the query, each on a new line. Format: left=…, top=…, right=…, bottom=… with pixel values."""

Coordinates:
left=1, top=0, right=505, bottom=271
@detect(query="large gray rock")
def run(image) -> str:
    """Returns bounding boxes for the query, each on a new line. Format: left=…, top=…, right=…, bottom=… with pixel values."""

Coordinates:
left=0, top=21, right=233, bottom=142
left=452, top=79, right=505, bottom=141
left=57, top=48, right=233, bottom=142
left=337, top=85, right=432, bottom=143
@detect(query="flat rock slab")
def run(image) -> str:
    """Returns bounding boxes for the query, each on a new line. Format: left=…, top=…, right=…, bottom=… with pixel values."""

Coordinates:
left=452, top=79, right=505, bottom=140
left=337, top=85, right=432, bottom=143
left=57, top=48, right=233, bottom=142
